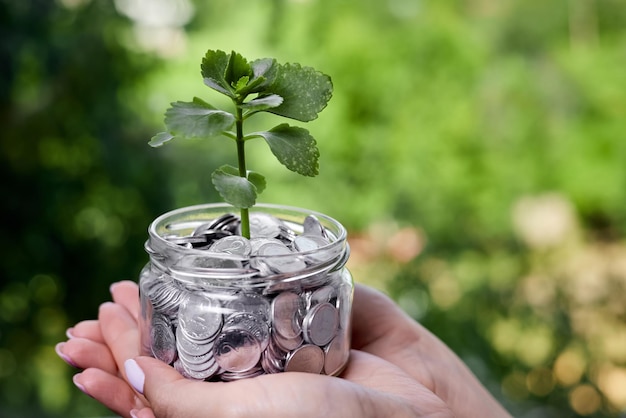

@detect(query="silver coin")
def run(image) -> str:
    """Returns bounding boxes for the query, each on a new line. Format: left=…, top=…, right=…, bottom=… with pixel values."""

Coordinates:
left=249, top=213, right=283, bottom=238
left=224, top=292, right=271, bottom=323
left=261, top=349, right=283, bottom=374
left=293, top=234, right=329, bottom=253
left=303, top=215, right=327, bottom=238
left=284, top=344, right=324, bottom=374
left=257, top=242, right=306, bottom=274
left=250, top=238, right=285, bottom=255
left=303, top=302, right=339, bottom=347
left=213, top=328, right=262, bottom=373
left=177, top=344, right=215, bottom=366
left=220, top=366, right=264, bottom=381
left=272, top=328, right=303, bottom=352
left=175, top=325, right=214, bottom=357
left=150, top=313, right=176, bottom=364
left=271, top=291, right=303, bottom=339
left=173, top=359, right=206, bottom=381
left=309, top=285, right=337, bottom=307
left=208, top=213, right=240, bottom=233
left=178, top=294, right=223, bottom=342
left=223, top=312, right=270, bottom=351
left=165, top=235, right=208, bottom=246
left=209, top=235, right=252, bottom=257
left=324, top=333, right=349, bottom=376
left=179, top=356, right=220, bottom=380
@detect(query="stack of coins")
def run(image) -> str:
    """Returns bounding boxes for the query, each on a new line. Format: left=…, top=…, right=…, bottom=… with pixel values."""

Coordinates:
left=140, top=211, right=351, bottom=381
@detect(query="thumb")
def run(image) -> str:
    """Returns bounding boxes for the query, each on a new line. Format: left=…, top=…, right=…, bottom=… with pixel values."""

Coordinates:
left=125, top=357, right=226, bottom=418
left=124, top=356, right=188, bottom=396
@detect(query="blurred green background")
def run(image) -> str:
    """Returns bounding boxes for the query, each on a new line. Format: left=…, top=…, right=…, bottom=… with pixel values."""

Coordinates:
left=1, top=0, right=625, bottom=416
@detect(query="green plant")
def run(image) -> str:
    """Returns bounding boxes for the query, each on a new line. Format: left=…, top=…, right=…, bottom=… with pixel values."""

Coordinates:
left=150, top=50, right=333, bottom=237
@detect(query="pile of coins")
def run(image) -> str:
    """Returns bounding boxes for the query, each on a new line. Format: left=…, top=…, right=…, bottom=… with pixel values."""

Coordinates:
left=140, top=211, right=351, bottom=381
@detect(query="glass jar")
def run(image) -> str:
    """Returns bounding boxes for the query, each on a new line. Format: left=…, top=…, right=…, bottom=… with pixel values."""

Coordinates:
left=138, top=203, right=353, bottom=381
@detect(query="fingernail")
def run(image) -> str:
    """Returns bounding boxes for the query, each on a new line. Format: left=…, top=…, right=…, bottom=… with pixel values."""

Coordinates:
left=55, top=342, right=78, bottom=368
left=125, top=359, right=145, bottom=395
left=72, top=374, right=92, bottom=397
left=130, top=409, right=139, bottom=418
left=109, top=281, right=120, bottom=294
left=66, top=327, right=75, bottom=339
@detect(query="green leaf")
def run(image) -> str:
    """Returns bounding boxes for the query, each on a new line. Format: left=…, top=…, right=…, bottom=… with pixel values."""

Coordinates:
left=245, top=58, right=278, bottom=94
left=247, top=170, right=266, bottom=194
left=201, top=50, right=234, bottom=97
left=254, top=124, right=319, bottom=176
left=149, top=132, right=174, bottom=147
left=262, top=63, right=333, bottom=122
left=240, top=94, right=283, bottom=112
left=225, top=51, right=252, bottom=87
left=211, top=165, right=259, bottom=208
left=164, top=99, right=235, bottom=139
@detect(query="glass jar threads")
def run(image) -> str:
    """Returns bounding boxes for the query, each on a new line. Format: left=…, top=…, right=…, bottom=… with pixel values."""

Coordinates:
left=138, top=203, right=353, bottom=381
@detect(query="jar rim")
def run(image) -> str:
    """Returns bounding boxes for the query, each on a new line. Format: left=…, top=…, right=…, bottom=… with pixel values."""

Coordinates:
left=146, top=203, right=349, bottom=282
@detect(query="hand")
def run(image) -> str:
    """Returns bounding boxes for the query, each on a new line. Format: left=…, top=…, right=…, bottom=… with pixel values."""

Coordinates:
left=58, top=281, right=511, bottom=418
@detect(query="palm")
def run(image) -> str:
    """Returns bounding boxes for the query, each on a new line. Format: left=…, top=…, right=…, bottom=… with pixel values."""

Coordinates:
left=61, top=281, right=509, bottom=418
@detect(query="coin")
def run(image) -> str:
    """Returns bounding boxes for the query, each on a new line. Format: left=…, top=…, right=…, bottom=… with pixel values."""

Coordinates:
left=303, top=215, right=327, bottom=238
left=224, top=292, right=271, bottom=323
left=284, top=344, right=324, bottom=374
left=178, top=294, right=223, bottom=342
left=175, top=325, right=214, bottom=357
left=213, top=328, right=262, bottom=373
left=302, top=302, right=339, bottom=347
left=150, top=313, right=176, bottom=364
left=249, top=213, right=283, bottom=238
left=271, top=291, right=303, bottom=339
left=257, top=241, right=306, bottom=274
left=309, top=285, right=337, bottom=307
left=323, top=333, right=349, bottom=375
left=210, top=236, right=252, bottom=257
left=272, top=328, right=303, bottom=352
left=223, top=312, right=270, bottom=351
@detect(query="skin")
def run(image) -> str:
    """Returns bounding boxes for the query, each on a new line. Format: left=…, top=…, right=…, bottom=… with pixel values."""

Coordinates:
left=58, top=281, right=512, bottom=418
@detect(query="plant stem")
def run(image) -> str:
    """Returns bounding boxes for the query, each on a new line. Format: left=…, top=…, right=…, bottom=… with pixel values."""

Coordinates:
left=235, top=106, right=250, bottom=238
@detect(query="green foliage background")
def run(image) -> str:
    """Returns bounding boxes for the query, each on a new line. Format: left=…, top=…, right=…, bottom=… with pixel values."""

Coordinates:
left=1, top=0, right=625, bottom=416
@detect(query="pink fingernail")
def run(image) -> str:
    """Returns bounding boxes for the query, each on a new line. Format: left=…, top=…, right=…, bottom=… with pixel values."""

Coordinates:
left=66, top=328, right=75, bottom=339
left=130, top=409, right=139, bottom=418
left=55, top=342, right=78, bottom=368
left=72, top=374, right=92, bottom=397
left=125, top=359, right=145, bottom=395
left=109, top=282, right=120, bottom=294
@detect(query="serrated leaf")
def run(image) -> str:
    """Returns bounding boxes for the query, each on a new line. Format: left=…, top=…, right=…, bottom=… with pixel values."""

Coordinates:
left=225, top=51, right=251, bottom=87
left=246, top=58, right=278, bottom=94
left=212, top=165, right=259, bottom=208
left=149, top=132, right=174, bottom=147
left=262, top=63, right=333, bottom=122
left=240, top=94, right=284, bottom=112
left=164, top=100, right=235, bottom=139
left=201, top=50, right=235, bottom=97
left=254, top=124, right=319, bottom=176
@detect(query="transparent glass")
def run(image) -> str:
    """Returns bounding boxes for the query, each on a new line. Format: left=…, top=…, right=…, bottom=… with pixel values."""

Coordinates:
left=139, top=203, right=353, bottom=381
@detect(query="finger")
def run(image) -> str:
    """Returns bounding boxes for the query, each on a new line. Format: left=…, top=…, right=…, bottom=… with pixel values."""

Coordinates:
left=99, top=302, right=142, bottom=379
left=351, top=285, right=511, bottom=418
left=350, top=284, right=449, bottom=389
left=129, top=356, right=423, bottom=418
left=342, top=350, right=452, bottom=416
left=74, top=368, right=146, bottom=418
left=351, top=284, right=427, bottom=351
left=58, top=338, right=118, bottom=374
left=67, top=320, right=104, bottom=343
left=132, top=407, right=156, bottom=418
left=110, top=281, right=141, bottom=321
